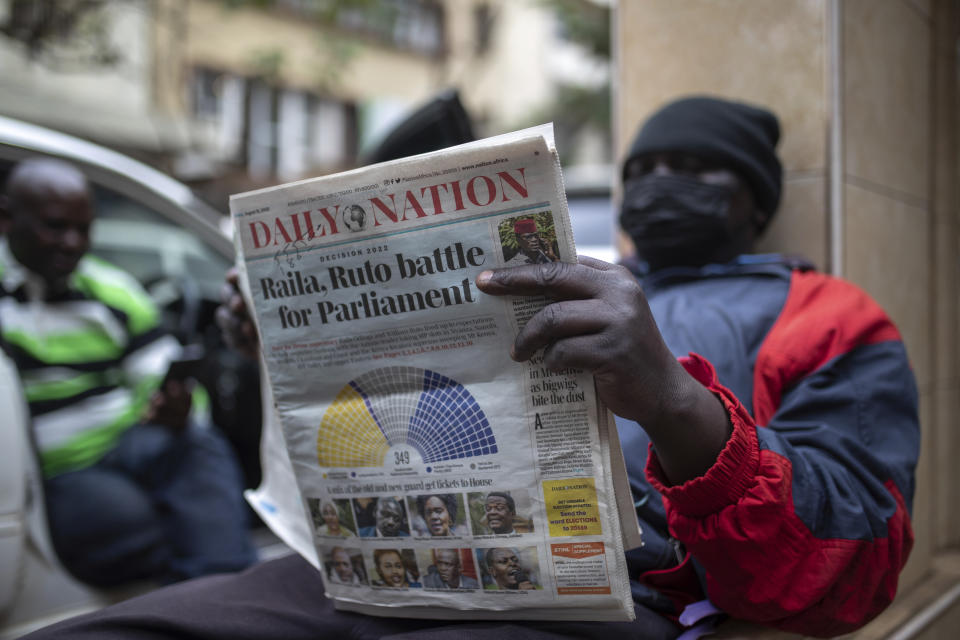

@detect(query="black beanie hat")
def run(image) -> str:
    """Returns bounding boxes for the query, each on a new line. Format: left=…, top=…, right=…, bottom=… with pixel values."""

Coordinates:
left=623, top=96, right=783, bottom=220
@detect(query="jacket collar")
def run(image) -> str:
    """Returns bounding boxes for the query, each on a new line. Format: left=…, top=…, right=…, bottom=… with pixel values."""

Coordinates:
left=635, top=253, right=813, bottom=292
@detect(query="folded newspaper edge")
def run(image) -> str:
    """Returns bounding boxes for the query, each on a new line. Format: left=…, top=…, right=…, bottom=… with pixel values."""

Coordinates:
left=235, top=124, right=642, bottom=621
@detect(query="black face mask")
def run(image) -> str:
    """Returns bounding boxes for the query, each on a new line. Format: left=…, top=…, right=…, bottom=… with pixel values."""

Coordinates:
left=619, top=173, right=738, bottom=270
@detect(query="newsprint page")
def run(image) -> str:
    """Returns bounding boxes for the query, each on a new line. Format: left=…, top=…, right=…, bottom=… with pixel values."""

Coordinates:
left=231, top=125, right=640, bottom=622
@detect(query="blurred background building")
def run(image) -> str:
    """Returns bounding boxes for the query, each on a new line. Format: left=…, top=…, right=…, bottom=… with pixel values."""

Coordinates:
left=0, top=0, right=611, bottom=208
left=0, top=3, right=618, bottom=633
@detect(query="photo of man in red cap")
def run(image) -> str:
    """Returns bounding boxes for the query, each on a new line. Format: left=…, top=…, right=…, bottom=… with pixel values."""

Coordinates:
left=501, top=215, right=558, bottom=267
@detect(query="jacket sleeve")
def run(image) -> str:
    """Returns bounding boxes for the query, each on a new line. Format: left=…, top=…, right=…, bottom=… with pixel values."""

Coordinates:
left=74, top=257, right=180, bottom=395
left=645, top=271, right=919, bottom=637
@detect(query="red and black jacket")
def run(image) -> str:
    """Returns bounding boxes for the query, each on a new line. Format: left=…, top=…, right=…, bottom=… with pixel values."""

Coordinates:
left=617, top=255, right=919, bottom=637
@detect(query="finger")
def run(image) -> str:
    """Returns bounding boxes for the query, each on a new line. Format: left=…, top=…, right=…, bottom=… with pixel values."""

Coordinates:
left=215, top=305, right=233, bottom=333
left=146, top=396, right=163, bottom=418
left=221, top=268, right=243, bottom=303
left=476, top=261, right=606, bottom=300
left=512, top=300, right=610, bottom=361
left=576, top=255, right=617, bottom=271
left=541, top=333, right=618, bottom=372
left=228, top=291, right=246, bottom=312
left=221, top=289, right=243, bottom=312
left=216, top=303, right=251, bottom=334
left=220, top=277, right=237, bottom=303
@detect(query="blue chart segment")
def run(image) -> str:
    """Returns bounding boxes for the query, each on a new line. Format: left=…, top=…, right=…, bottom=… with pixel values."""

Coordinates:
left=413, top=370, right=496, bottom=461
left=318, top=366, right=497, bottom=468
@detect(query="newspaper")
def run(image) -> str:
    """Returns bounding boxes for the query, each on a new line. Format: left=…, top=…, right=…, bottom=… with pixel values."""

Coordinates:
left=231, top=125, right=640, bottom=621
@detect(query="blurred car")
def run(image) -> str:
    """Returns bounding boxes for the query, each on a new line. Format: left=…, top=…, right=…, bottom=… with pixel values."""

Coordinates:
left=0, top=115, right=264, bottom=636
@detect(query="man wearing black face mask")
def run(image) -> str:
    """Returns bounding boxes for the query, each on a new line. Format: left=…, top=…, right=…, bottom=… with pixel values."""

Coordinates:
left=26, top=97, right=919, bottom=640
left=601, top=96, right=918, bottom=636
left=619, top=97, right=780, bottom=272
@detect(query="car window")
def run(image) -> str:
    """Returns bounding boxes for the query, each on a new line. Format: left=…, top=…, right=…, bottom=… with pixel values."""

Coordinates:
left=185, top=253, right=230, bottom=291
left=92, top=247, right=165, bottom=284
left=92, top=185, right=179, bottom=227
left=88, top=186, right=230, bottom=298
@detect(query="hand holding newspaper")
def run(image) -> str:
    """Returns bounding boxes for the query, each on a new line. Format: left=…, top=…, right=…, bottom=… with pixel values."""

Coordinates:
left=231, top=125, right=641, bottom=621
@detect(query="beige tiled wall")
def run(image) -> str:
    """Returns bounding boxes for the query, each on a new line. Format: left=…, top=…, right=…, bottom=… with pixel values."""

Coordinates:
left=843, top=0, right=931, bottom=203
left=930, top=0, right=960, bottom=554
left=616, top=0, right=829, bottom=267
left=842, top=185, right=931, bottom=385
left=839, top=0, right=951, bottom=592
left=615, top=0, right=960, bottom=624
left=755, top=176, right=829, bottom=270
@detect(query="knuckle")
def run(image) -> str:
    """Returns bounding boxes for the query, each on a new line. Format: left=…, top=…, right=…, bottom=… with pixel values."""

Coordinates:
left=607, top=265, right=636, bottom=288
left=488, top=267, right=520, bottom=291
left=588, top=264, right=625, bottom=297
left=214, top=306, right=231, bottom=330
left=535, top=261, right=566, bottom=287
left=611, top=271, right=644, bottom=302
left=543, top=342, right=567, bottom=367
left=609, top=263, right=632, bottom=279
left=606, top=262, right=634, bottom=282
left=541, top=303, right=563, bottom=333
left=594, top=331, right=623, bottom=361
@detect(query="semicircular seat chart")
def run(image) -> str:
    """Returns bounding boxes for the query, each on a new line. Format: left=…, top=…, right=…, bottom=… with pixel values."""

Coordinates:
left=318, top=366, right=497, bottom=468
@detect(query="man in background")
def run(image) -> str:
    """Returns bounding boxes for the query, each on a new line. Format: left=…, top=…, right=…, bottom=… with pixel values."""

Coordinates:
left=0, top=158, right=254, bottom=586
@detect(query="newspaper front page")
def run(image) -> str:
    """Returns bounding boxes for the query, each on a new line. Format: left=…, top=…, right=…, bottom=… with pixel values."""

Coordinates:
left=231, top=126, right=637, bottom=621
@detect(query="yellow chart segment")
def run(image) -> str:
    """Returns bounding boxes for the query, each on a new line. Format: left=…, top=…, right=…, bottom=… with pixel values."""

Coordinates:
left=318, top=385, right=390, bottom=467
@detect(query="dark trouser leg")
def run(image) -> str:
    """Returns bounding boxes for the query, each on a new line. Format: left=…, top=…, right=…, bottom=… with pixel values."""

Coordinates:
left=44, top=467, right=170, bottom=587
left=45, top=422, right=254, bottom=586
left=104, top=422, right=256, bottom=581
left=24, top=555, right=680, bottom=640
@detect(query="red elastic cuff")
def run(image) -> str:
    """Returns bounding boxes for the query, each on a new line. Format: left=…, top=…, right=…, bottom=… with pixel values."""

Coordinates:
left=644, top=352, right=760, bottom=517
